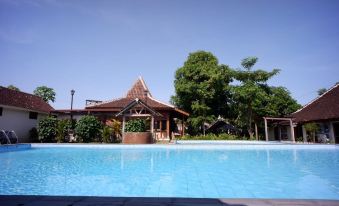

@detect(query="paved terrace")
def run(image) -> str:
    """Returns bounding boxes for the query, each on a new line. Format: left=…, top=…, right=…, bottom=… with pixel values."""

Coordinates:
left=1, top=195, right=338, bottom=206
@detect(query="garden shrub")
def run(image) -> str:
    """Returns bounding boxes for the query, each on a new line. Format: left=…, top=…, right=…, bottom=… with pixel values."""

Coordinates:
left=125, top=119, right=146, bottom=132
left=178, top=133, right=245, bottom=140
left=102, top=126, right=112, bottom=143
left=29, top=127, right=39, bottom=143
left=75, top=115, right=102, bottom=142
left=106, top=119, right=122, bottom=143
left=56, top=119, right=73, bottom=143
left=38, top=116, right=58, bottom=142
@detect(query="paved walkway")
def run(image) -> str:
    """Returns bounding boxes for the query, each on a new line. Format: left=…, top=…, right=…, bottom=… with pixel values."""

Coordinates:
left=1, top=195, right=339, bottom=206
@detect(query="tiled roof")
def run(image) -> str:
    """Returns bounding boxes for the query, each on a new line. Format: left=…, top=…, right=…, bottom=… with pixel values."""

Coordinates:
left=0, top=86, right=54, bottom=113
left=292, top=84, right=339, bottom=123
left=84, top=77, right=188, bottom=116
left=86, top=97, right=172, bottom=110
left=126, top=76, right=152, bottom=98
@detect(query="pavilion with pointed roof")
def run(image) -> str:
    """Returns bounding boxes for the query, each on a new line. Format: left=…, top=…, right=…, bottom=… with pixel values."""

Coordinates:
left=53, top=77, right=189, bottom=140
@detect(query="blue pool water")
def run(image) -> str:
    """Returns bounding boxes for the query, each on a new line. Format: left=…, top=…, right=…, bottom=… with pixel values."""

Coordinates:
left=0, top=144, right=338, bottom=199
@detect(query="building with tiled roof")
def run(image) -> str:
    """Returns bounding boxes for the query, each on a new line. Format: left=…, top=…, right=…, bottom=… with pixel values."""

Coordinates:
left=292, top=83, right=339, bottom=143
left=264, top=83, right=339, bottom=143
left=54, top=77, right=189, bottom=140
left=0, top=86, right=54, bottom=142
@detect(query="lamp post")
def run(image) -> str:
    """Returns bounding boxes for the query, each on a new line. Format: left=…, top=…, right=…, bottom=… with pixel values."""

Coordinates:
left=70, top=89, right=75, bottom=122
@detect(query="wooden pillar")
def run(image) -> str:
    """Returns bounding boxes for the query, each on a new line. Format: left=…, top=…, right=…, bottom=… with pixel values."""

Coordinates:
left=166, top=115, right=170, bottom=138
left=264, top=118, right=269, bottom=141
left=329, top=122, right=335, bottom=143
left=151, top=116, right=154, bottom=133
left=122, top=116, right=126, bottom=141
left=160, top=120, right=163, bottom=139
left=255, top=123, right=258, bottom=141
left=289, top=119, right=295, bottom=143
left=302, top=125, right=307, bottom=143
left=181, top=117, right=185, bottom=136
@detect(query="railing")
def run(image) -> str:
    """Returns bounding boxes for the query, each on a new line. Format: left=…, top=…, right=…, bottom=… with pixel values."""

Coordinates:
left=9, top=130, right=19, bottom=144
left=0, top=130, right=19, bottom=144
left=0, top=130, right=11, bottom=144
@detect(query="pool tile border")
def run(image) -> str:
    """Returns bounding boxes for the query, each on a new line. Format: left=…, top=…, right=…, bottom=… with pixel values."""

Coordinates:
left=1, top=195, right=339, bottom=206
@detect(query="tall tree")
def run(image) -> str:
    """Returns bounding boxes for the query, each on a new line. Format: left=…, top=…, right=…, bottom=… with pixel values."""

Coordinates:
left=232, top=57, right=280, bottom=138
left=317, top=88, right=327, bottom=96
left=34, top=86, right=56, bottom=103
left=172, top=51, right=233, bottom=134
left=265, top=86, right=301, bottom=117
left=7, top=85, right=20, bottom=91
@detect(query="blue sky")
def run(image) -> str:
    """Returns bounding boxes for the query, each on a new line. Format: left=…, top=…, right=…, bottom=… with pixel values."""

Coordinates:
left=1, top=0, right=338, bottom=109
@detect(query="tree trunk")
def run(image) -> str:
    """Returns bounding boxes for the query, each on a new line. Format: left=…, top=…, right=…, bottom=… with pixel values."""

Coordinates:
left=247, top=102, right=254, bottom=139
left=255, top=122, right=258, bottom=141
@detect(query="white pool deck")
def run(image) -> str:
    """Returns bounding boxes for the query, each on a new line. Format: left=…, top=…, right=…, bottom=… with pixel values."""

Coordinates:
left=1, top=141, right=338, bottom=152
left=26, top=141, right=338, bottom=150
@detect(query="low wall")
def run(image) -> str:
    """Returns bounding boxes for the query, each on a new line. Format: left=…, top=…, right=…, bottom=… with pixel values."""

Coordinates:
left=123, top=132, right=153, bottom=144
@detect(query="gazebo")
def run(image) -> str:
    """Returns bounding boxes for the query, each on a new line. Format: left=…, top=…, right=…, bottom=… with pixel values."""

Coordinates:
left=53, top=76, right=189, bottom=141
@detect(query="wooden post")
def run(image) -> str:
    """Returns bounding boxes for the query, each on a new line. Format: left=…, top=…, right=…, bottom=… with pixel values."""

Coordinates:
left=264, top=118, right=268, bottom=141
left=302, top=125, right=307, bottom=143
left=289, top=119, right=295, bottom=143
left=122, top=116, right=126, bottom=141
left=151, top=116, right=154, bottom=133
left=160, top=120, right=162, bottom=139
left=255, top=123, right=258, bottom=141
left=182, top=121, right=185, bottom=136
left=329, top=122, right=335, bottom=143
left=166, top=116, right=170, bottom=139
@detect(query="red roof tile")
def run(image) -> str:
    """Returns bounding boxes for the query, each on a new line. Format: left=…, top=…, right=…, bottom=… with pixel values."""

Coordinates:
left=292, top=84, right=339, bottom=123
left=0, top=87, right=54, bottom=113
left=126, top=77, right=152, bottom=98
left=85, top=77, right=189, bottom=116
left=86, top=97, right=173, bottom=110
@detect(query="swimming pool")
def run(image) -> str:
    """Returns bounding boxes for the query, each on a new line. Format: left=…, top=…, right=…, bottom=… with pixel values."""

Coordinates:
left=0, top=144, right=338, bottom=199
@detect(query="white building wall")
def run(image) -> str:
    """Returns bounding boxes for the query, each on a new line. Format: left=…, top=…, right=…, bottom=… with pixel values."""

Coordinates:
left=0, top=106, right=47, bottom=142
left=57, top=114, right=84, bottom=121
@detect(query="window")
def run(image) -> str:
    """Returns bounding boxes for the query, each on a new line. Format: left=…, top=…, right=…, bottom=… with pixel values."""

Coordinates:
left=154, top=121, right=160, bottom=130
left=280, top=127, right=288, bottom=140
left=0, top=107, right=2, bottom=116
left=29, top=112, right=38, bottom=119
left=162, top=120, right=167, bottom=130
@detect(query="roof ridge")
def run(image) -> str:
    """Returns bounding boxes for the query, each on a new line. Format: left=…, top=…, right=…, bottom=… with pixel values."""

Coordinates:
left=148, top=96, right=174, bottom=108
left=292, top=83, right=339, bottom=115
left=0, top=86, right=43, bottom=100
left=86, top=97, right=124, bottom=108
left=126, top=76, right=152, bottom=98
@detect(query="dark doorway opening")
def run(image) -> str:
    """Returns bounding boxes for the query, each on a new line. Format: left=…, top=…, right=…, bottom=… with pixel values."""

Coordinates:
left=333, top=122, right=339, bottom=144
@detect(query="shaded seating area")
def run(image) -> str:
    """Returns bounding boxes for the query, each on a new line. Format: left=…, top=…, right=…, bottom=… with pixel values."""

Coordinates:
left=206, top=116, right=240, bottom=135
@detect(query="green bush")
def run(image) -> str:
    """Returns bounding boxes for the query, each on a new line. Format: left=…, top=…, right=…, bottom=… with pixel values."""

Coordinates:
left=179, top=133, right=245, bottom=140
left=102, top=126, right=112, bottom=143
left=106, top=119, right=122, bottom=143
left=125, top=119, right=146, bottom=132
left=56, top=119, right=73, bottom=143
left=29, top=127, right=39, bottom=143
left=75, top=115, right=102, bottom=142
left=38, top=116, right=58, bottom=142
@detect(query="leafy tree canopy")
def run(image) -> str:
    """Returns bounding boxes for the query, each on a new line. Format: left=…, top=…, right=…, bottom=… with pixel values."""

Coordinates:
left=317, top=88, right=327, bottom=96
left=172, top=51, right=233, bottom=134
left=231, top=57, right=280, bottom=138
left=7, top=85, right=20, bottom=91
left=34, top=86, right=56, bottom=103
